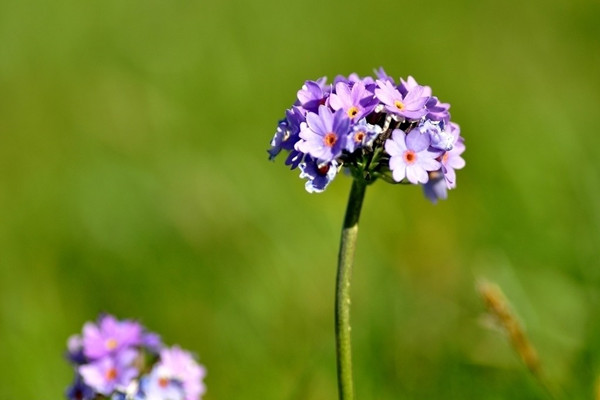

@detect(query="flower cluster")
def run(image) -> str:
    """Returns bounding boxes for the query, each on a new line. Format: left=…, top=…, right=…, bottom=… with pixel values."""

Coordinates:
left=65, top=314, right=206, bottom=400
left=268, top=68, right=465, bottom=201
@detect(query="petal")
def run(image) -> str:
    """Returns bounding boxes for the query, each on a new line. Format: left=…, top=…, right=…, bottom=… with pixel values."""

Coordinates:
left=331, top=108, right=350, bottom=136
left=317, top=105, right=335, bottom=131
left=419, top=155, right=442, bottom=171
left=406, top=165, right=428, bottom=184
left=392, top=164, right=406, bottom=182
left=406, top=130, right=430, bottom=152
left=389, top=155, right=405, bottom=171
left=448, top=155, right=465, bottom=169
left=306, top=112, right=326, bottom=136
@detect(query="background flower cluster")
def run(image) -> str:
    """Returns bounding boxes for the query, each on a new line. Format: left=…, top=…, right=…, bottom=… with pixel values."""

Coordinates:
left=66, top=314, right=206, bottom=400
left=268, top=68, right=465, bottom=202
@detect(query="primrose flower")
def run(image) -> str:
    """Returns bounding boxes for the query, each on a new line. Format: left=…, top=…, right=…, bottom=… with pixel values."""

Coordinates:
left=82, top=314, right=142, bottom=360
left=385, top=129, right=441, bottom=184
left=156, top=346, right=207, bottom=400
left=65, top=314, right=206, bottom=400
left=295, top=105, right=350, bottom=163
left=329, top=81, right=378, bottom=121
left=297, top=79, right=330, bottom=112
left=78, top=349, right=138, bottom=396
left=374, top=79, right=429, bottom=120
left=268, top=68, right=465, bottom=201
left=299, top=157, right=339, bottom=193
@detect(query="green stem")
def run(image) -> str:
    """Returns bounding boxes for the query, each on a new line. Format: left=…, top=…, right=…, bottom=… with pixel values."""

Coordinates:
left=335, top=178, right=367, bottom=400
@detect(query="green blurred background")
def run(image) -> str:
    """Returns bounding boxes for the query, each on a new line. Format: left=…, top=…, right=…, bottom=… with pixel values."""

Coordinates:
left=1, top=0, right=599, bottom=398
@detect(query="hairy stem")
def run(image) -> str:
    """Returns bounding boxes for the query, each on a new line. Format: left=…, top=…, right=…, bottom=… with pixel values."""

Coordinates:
left=335, top=178, right=367, bottom=400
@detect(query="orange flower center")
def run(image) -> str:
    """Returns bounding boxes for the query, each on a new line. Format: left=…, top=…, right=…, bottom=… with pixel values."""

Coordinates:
left=354, top=131, right=365, bottom=143
left=159, top=377, right=170, bottom=388
left=347, top=106, right=359, bottom=119
left=394, top=100, right=405, bottom=111
left=105, top=367, right=118, bottom=381
left=403, top=150, right=416, bottom=164
left=323, top=132, right=337, bottom=148
left=442, top=152, right=449, bottom=163
left=105, top=338, right=118, bottom=351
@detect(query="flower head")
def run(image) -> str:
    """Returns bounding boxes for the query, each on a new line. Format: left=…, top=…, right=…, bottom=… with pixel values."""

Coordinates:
left=66, top=314, right=207, bottom=400
left=268, top=68, right=464, bottom=200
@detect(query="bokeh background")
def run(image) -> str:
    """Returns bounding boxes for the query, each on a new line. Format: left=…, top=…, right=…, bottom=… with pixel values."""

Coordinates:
left=1, top=0, right=599, bottom=398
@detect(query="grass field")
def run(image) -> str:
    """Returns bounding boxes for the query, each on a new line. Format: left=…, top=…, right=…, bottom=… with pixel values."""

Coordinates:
left=1, top=0, right=600, bottom=398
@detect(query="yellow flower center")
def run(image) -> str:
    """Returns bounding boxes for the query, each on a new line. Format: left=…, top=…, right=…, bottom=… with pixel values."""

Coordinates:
left=347, top=106, right=359, bottom=119
left=394, top=100, right=405, bottom=111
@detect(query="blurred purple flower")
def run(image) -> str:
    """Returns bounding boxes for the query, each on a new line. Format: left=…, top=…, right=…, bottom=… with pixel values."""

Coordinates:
left=82, top=314, right=142, bottom=360
left=422, top=171, right=448, bottom=203
left=157, top=346, right=207, bottom=400
left=78, top=349, right=138, bottom=396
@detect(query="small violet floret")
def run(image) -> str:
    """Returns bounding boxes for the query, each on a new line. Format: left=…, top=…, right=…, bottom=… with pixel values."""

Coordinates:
left=385, top=129, right=441, bottom=184
left=296, top=105, right=350, bottom=163
left=299, top=157, right=339, bottom=193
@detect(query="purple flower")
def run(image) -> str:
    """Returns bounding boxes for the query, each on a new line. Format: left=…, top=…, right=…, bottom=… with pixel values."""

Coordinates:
left=398, top=76, right=432, bottom=98
left=295, top=105, right=350, bottom=162
left=268, top=107, right=305, bottom=161
left=375, top=79, right=429, bottom=120
left=425, top=97, right=450, bottom=123
left=299, top=157, right=339, bottom=193
left=385, top=129, right=441, bottom=184
left=82, top=314, right=142, bottom=360
left=78, top=349, right=139, bottom=396
left=418, top=120, right=454, bottom=151
left=267, top=68, right=464, bottom=198
left=345, top=119, right=382, bottom=153
left=329, top=81, right=378, bottom=122
left=142, top=366, right=186, bottom=400
left=66, top=334, right=86, bottom=365
left=297, top=79, right=330, bottom=113
left=422, top=171, right=448, bottom=203
left=156, top=346, right=207, bottom=400
left=440, top=123, right=465, bottom=188
left=66, top=375, right=95, bottom=400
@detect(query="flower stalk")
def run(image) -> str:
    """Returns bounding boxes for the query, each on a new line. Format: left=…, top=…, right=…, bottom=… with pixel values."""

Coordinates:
left=335, top=178, right=367, bottom=400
